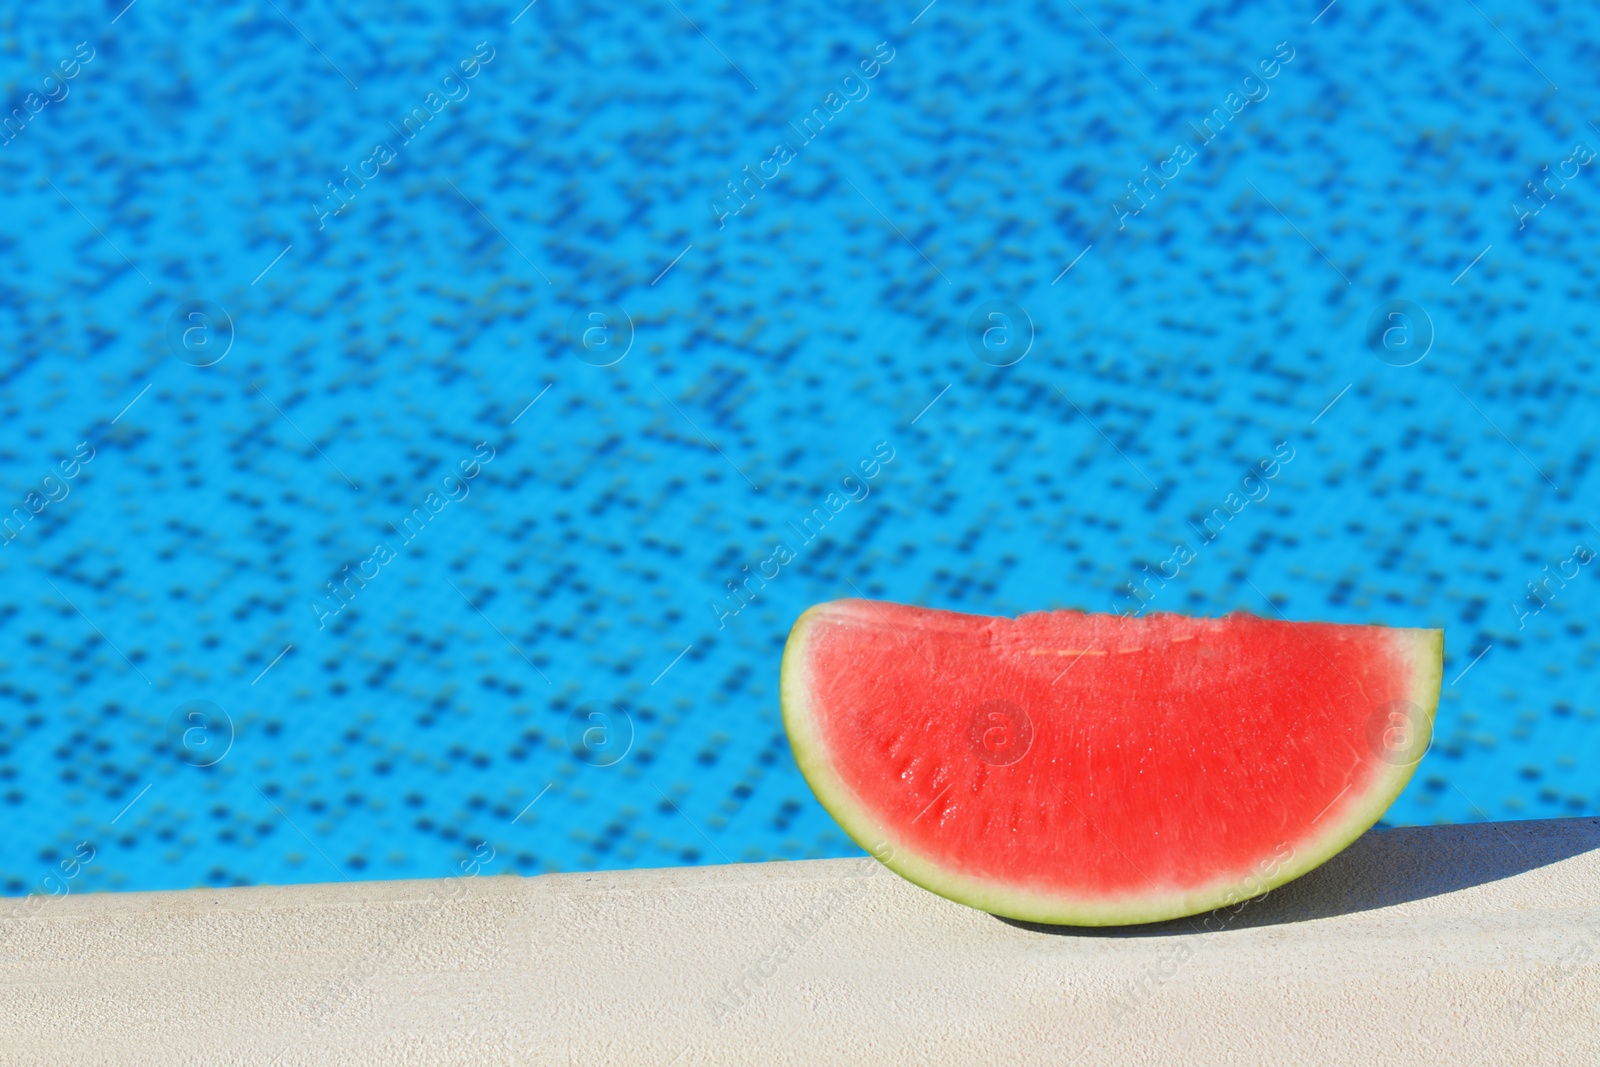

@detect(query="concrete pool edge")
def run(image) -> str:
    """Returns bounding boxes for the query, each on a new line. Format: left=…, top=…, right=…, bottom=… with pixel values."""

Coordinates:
left=1, top=816, right=1597, bottom=1065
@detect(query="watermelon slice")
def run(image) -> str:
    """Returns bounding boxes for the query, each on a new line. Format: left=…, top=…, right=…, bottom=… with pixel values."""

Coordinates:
left=781, top=600, right=1443, bottom=926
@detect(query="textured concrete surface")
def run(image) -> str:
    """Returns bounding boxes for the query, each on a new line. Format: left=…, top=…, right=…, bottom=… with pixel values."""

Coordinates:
left=1, top=817, right=1597, bottom=1065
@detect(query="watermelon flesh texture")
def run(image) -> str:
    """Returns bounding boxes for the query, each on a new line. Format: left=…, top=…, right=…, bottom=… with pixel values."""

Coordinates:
left=781, top=600, right=1444, bottom=926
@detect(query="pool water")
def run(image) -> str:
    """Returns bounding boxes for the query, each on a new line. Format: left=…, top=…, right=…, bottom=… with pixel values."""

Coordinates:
left=2, top=0, right=1597, bottom=896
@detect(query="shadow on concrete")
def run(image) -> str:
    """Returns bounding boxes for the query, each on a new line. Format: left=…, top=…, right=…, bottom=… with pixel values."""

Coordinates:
left=995, top=815, right=1600, bottom=938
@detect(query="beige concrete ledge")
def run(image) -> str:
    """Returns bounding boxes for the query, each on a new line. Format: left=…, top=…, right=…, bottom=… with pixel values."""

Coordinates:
left=2, top=816, right=1598, bottom=1065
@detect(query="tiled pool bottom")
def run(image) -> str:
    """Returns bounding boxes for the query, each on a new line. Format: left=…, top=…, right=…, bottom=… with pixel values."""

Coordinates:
left=4, top=0, right=1600, bottom=896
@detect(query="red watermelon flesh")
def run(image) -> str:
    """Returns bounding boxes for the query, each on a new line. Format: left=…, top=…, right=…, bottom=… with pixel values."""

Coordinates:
left=781, top=600, right=1443, bottom=926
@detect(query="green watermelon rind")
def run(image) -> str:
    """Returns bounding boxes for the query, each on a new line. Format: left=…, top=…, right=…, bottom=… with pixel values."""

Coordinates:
left=781, top=600, right=1444, bottom=927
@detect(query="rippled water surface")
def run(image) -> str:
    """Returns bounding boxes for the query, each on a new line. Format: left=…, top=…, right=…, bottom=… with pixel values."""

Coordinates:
left=2, top=1, right=1597, bottom=895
